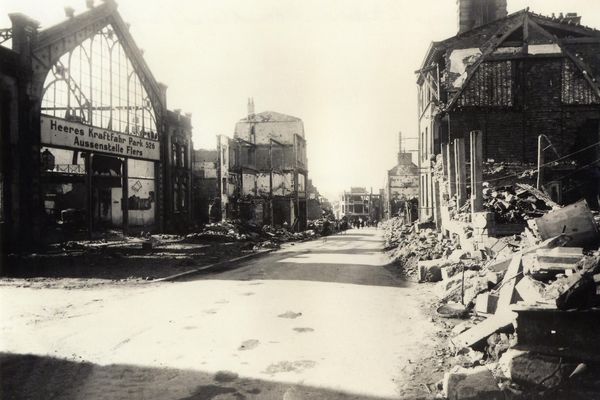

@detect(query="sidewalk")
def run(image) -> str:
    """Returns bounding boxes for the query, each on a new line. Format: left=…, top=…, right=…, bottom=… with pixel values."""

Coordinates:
left=1, top=237, right=262, bottom=288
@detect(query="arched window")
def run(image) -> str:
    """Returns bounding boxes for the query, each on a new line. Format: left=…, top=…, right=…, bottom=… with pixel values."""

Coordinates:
left=41, top=25, right=158, bottom=139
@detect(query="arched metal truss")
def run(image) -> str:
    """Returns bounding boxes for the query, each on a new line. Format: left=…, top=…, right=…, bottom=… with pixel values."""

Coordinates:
left=41, top=25, right=158, bottom=140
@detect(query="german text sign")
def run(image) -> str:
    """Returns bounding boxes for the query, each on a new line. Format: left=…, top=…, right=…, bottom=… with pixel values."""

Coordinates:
left=40, top=115, right=160, bottom=161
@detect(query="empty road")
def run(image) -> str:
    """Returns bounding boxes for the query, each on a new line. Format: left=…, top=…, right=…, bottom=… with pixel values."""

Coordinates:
left=0, top=228, right=438, bottom=399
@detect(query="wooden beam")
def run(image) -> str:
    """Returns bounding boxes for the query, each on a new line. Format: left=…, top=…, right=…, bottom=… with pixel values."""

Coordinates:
left=445, top=14, right=526, bottom=111
left=528, top=18, right=600, bottom=100
left=452, top=311, right=515, bottom=349
left=497, top=253, right=523, bottom=311
left=532, top=16, right=600, bottom=39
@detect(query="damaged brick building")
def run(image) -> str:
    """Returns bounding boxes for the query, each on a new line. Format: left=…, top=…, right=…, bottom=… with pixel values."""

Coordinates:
left=0, top=1, right=193, bottom=254
left=216, top=99, right=309, bottom=230
left=383, top=131, right=419, bottom=223
left=417, top=0, right=600, bottom=223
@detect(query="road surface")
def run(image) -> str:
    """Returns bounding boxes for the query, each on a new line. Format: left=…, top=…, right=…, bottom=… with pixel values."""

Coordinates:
left=0, top=228, right=438, bottom=399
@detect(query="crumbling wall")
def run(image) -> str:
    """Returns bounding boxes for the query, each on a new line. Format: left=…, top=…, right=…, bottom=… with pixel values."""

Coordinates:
left=255, top=146, right=270, bottom=170
left=447, top=48, right=482, bottom=89
left=242, top=173, right=257, bottom=196
left=234, top=119, right=304, bottom=145
left=272, top=172, right=285, bottom=196
left=257, top=173, right=270, bottom=196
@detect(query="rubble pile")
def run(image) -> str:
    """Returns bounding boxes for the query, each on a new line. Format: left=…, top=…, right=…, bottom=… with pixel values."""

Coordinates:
left=482, top=183, right=556, bottom=224
left=186, top=221, right=248, bottom=242
left=261, top=225, right=316, bottom=243
left=426, top=201, right=600, bottom=399
left=382, top=217, right=457, bottom=278
left=483, top=161, right=537, bottom=183
left=307, top=217, right=337, bottom=236
left=184, top=220, right=318, bottom=246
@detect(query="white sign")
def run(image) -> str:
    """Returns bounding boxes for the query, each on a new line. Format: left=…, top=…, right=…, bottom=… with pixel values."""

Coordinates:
left=41, top=115, right=160, bottom=161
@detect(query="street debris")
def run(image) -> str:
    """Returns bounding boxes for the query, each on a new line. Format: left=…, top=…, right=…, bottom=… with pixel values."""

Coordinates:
left=384, top=194, right=600, bottom=399
left=382, top=217, right=457, bottom=279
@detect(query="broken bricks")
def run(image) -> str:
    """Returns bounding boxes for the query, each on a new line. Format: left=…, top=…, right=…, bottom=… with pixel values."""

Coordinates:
left=443, top=365, right=503, bottom=400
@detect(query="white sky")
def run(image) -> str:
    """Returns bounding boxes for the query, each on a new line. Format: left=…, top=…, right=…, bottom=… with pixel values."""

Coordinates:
left=2, top=0, right=600, bottom=201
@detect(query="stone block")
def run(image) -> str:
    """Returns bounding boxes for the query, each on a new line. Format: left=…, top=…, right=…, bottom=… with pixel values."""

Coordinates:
left=515, top=275, right=547, bottom=304
left=443, top=365, right=503, bottom=400
left=485, top=270, right=499, bottom=285
left=475, top=292, right=499, bottom=314
left=417, top=259, right=448, bottom=282
left=498, top=350, right=577, bottom=389
left=441, top=264, right=462, bottom=280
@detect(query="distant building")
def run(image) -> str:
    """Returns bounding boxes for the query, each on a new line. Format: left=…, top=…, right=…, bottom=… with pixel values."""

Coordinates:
left=338, top=187, right=382, bottom=224
left=217, top=99, right=309, bottom=230
left=383, top=132, right=419, bottom=222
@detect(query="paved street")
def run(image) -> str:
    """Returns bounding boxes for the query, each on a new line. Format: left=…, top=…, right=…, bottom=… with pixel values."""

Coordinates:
left=0, top=228, right=438, bottom=400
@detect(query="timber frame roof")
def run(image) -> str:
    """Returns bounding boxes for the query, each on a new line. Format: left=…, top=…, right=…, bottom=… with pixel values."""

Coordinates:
left=416, top=9, right=600, bottom=112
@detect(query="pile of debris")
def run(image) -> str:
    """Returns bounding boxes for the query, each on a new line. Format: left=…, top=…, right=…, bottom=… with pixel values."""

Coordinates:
left=382, top=217, right=457, bottom=279
left=262, top=225, right=316, bottom=243
left=483, top=183, right=557, bottom=224
left=424, top=201, right=600, bottom=399
left=186, top=221, right=248, bottom=242
left=185, top=220, right=319, bottom=245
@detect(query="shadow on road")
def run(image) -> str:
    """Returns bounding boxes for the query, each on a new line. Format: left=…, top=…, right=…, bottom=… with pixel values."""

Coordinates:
left=0, top=352, right=408, bottom=400
left=178, top=235, right=411, bottom=288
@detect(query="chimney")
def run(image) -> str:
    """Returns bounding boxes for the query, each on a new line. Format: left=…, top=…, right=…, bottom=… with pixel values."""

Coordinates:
left=457, top=0, right=507, bottom=34
left=398, top=131, right=403, bottom=154
left=247, top=97, right=255, bottom=118
left=64, top=6, right=75, bottom=18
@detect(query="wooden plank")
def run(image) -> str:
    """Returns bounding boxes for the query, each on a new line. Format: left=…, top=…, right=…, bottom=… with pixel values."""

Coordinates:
left=452, top=311, right=515, bottom=349
left=535, top=247, right=583, bottom=270
left=497, top=253, right=523, bottom=311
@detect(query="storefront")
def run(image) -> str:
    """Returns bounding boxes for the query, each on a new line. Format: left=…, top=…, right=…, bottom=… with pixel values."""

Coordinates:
left=0, top=2, right=192, bottom=251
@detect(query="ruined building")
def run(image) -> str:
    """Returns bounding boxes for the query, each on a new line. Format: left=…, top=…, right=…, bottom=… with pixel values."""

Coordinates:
left=191, top=149, right=218, bottom=225
left=383, top=132, right=419, bottom=222
left=0, top=1, right=193, bottom=254
left=338, top=187, right=383, bottom=224
left=216, top=99, right=309, bottom=230
left=417, top=0, right=600, bottom=223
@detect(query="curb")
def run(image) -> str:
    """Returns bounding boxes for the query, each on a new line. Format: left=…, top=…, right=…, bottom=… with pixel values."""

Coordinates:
left=149, top=248, right=278, bottom=283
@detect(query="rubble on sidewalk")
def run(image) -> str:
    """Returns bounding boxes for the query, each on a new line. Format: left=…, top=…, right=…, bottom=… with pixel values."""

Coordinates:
left=382, top=217, right=457, bottom=279
left=184, top=219, right=319, bottom=247
left=443, top=365, right=504, bottom=400
left=416, top=195, right=600, bottom=398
